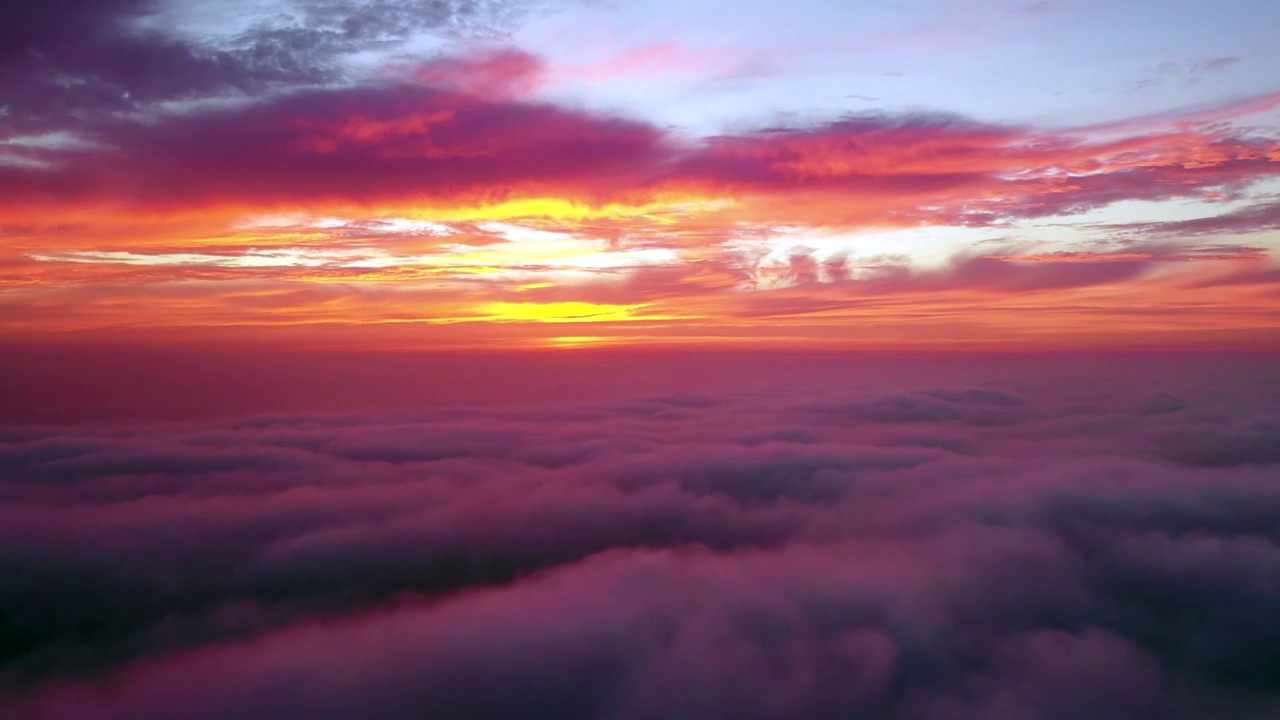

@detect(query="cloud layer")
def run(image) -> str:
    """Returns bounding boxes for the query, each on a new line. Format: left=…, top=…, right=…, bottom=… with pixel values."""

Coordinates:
left=2, top=355, right=1279, bottom=718
left=3, top=42, right=1277, bottom=348
left=7, top=68, right=1280, bottom=220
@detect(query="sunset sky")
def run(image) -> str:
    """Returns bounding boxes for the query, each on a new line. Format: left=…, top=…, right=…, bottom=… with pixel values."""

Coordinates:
left=5, top=5, right=1280, bottom=718
left=4, top=0, right=1280, bottom=351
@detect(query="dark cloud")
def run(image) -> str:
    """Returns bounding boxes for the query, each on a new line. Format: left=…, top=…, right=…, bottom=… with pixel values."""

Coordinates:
left=0, top=79, right=665, bottom=208
left=1158, top=429, right=1280, bottom=467
left=803, top=387, right=1033, bottom=425
left=2, top=356, right=1280, bottom=717
left=924, top=389, right=1026, bottom=407
left=1141, top=392, right=1191, bottom=415
left=806, top=395, right=965, bottom=424
left=0, top=0, right=530, bottom=133
left=3, top=65, right=1278, bottom=232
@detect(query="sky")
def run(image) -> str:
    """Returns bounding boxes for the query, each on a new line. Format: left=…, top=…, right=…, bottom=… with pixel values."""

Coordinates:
left=3, top=0, right=1280, bottom=351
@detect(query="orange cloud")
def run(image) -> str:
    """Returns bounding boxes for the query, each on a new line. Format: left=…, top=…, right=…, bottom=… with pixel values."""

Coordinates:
left=3, top=50, right=1279, bottom=349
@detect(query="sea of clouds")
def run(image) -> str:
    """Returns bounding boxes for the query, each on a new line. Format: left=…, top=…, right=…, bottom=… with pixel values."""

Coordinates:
left=2, top=355, right=1279, bottom=719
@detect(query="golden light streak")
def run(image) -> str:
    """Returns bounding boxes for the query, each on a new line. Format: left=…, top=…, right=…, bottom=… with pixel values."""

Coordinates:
left=542, top=335, right=614, bottom=347
left=478, top=302, right=656, bottom=323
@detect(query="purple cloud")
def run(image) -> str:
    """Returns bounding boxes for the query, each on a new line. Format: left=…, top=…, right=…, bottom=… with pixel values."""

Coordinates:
left=1, top=355, right=1280, bottom=717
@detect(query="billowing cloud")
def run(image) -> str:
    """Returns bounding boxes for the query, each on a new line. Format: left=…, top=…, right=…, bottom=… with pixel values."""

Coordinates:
left=2, top=356, right=1280, bottom=717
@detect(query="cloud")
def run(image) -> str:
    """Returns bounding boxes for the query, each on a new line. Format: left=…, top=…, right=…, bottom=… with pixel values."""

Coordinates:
left=1119, top=201, right=1280, bottom=239
left=2, top=41, right=1277, bottom=349
left=1131, top=56, right=1243, bottom=92
left=0, top=0, right=532, bottom=133
left=2, top=356, right=1280, bottom=718
left=410, top=48, right=547, bottom=98
left=0, top=80, right=666, bottom=211
left=4, top=59, right=1279, bottom=230
left=1193, top=56, right=1243, bottom=74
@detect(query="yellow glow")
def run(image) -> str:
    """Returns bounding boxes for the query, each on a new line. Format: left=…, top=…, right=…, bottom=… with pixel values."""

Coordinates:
left=544, top=335, right=613, bottom=347
left=478, top=301, right=647, bottom=323
left=404, top=195, right=734, bottom=223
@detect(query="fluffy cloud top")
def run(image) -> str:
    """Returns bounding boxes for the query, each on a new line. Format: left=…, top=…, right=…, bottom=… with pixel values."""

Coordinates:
left=2, top=355, right=1279, bottom=718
